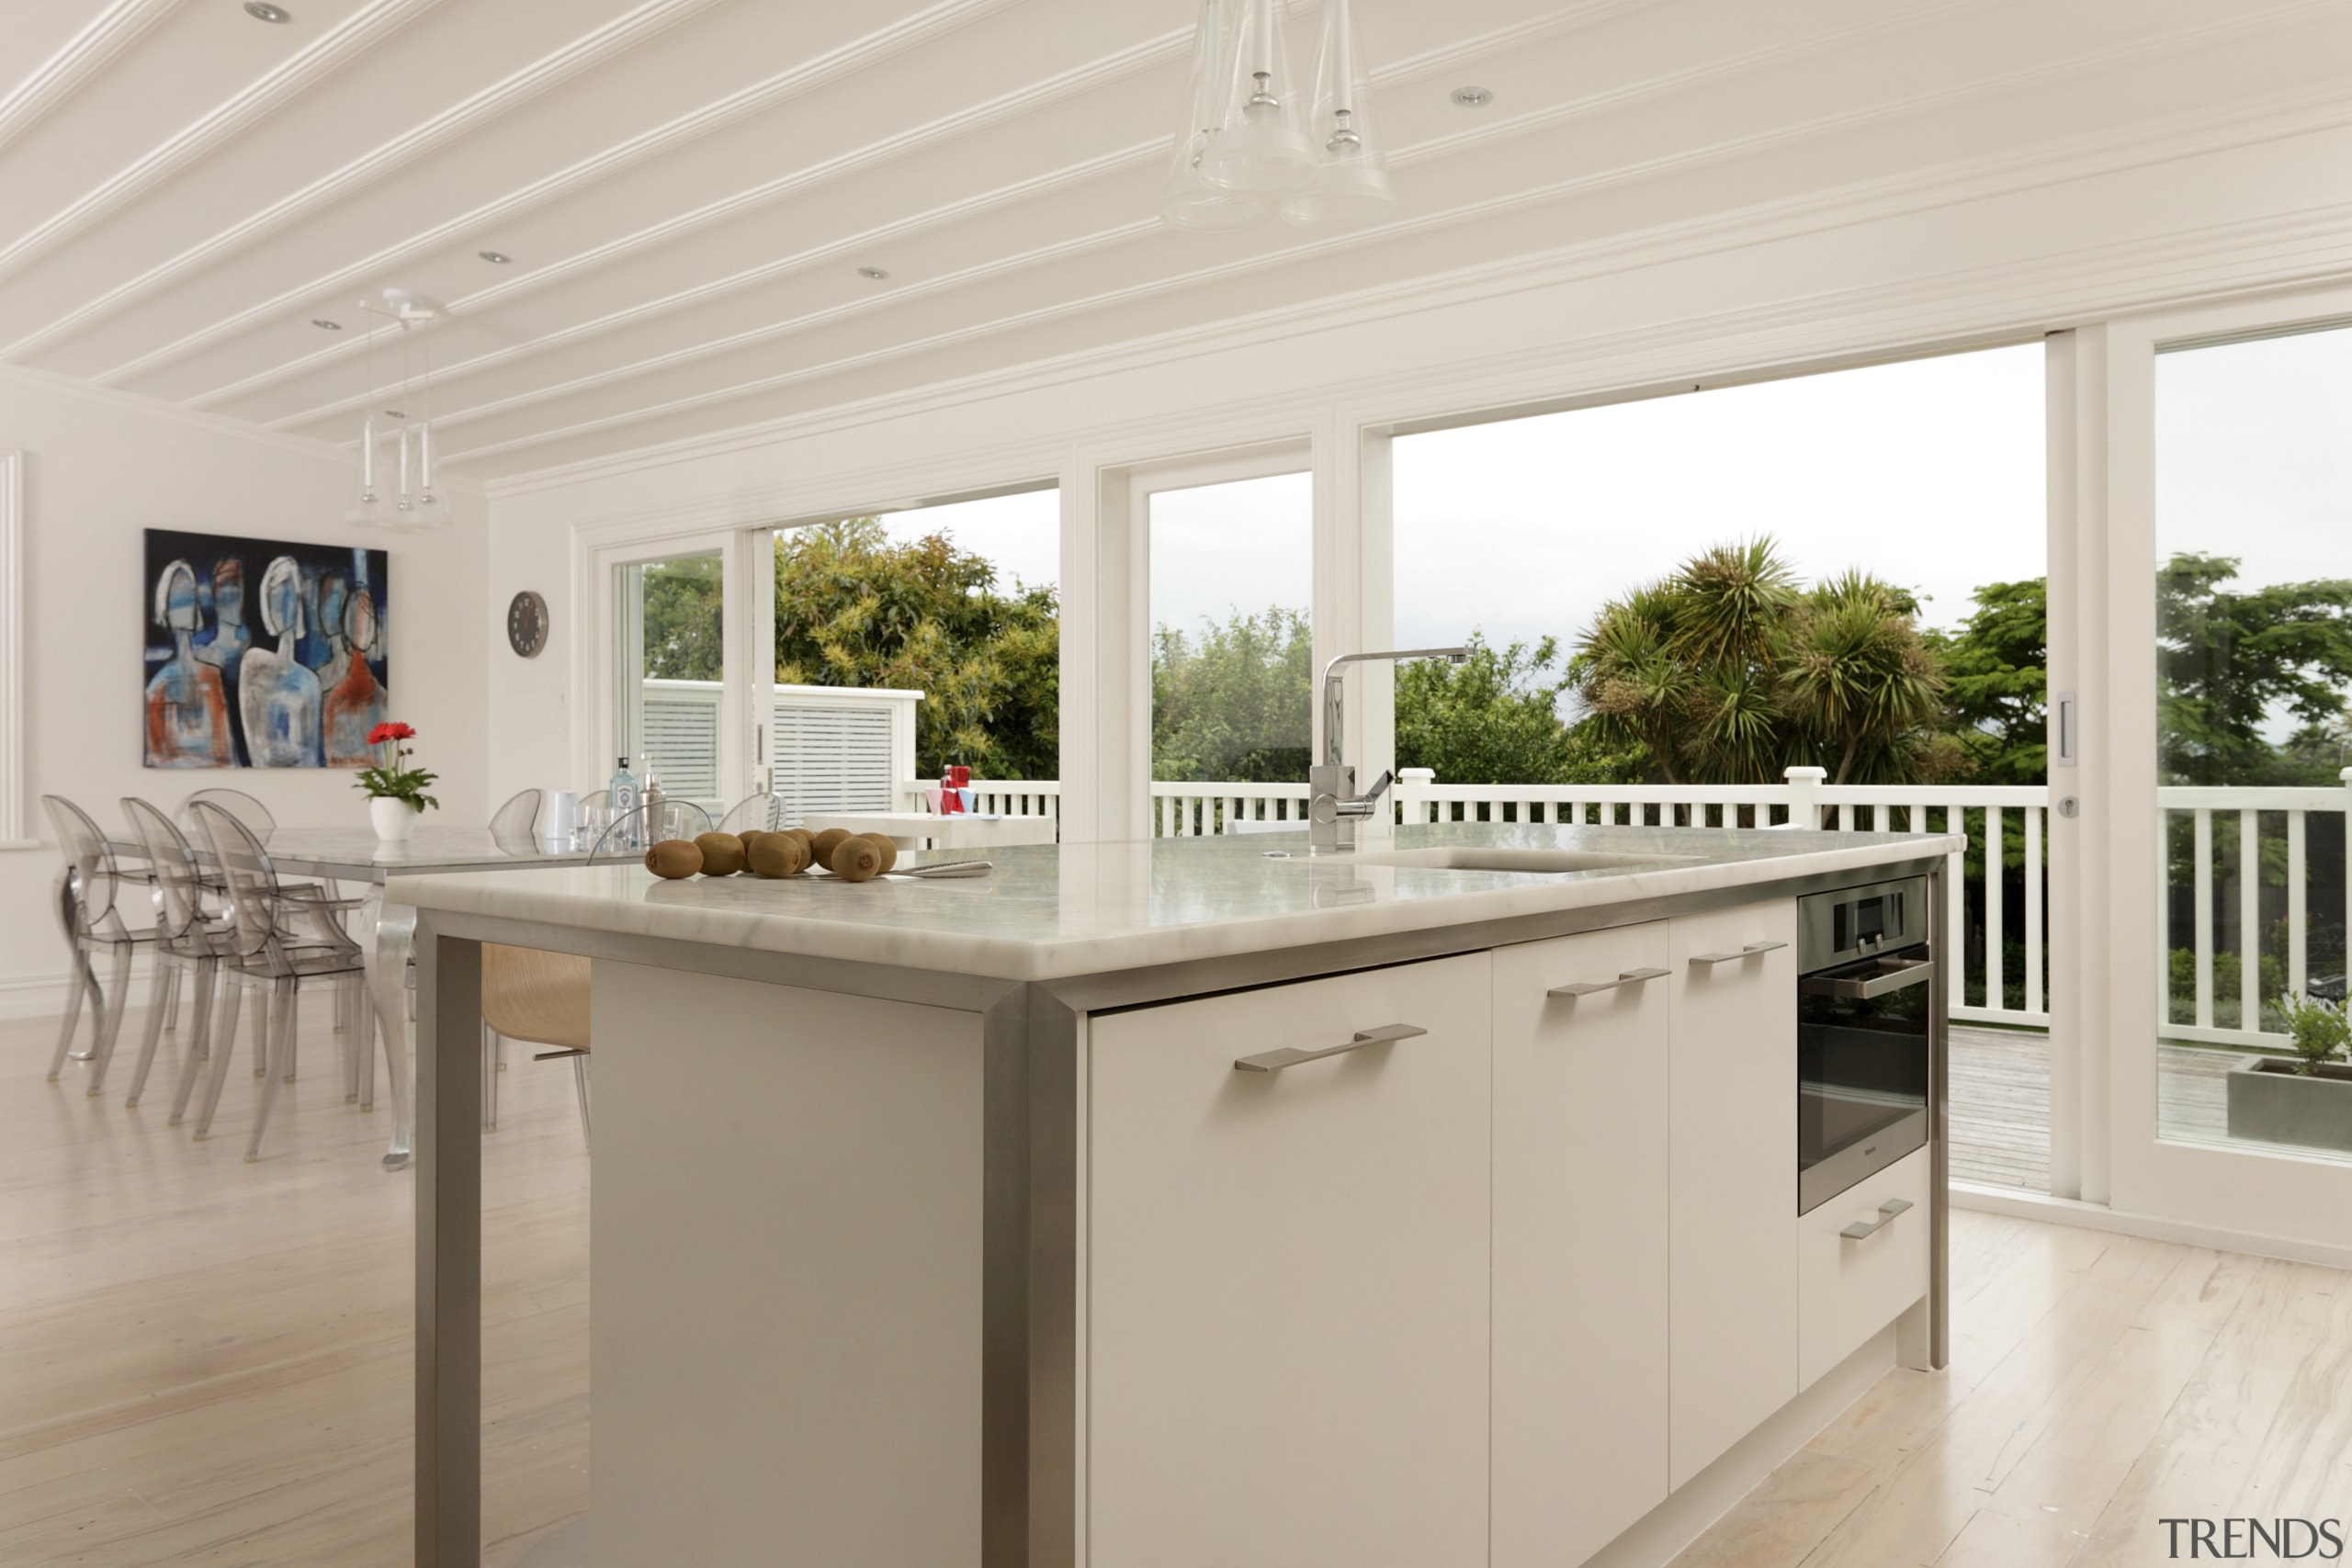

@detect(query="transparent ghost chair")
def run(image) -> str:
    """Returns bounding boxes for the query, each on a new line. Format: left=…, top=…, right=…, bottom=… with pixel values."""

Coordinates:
left=119, top=797, right=243, bottom=1114
left=489, top=788, right=545, bottom=854
left=187, top=801, right=381, bottom=1161
left=42, top=795, right=154, bottom=1091
left=717, top=792, right=785, bottom=835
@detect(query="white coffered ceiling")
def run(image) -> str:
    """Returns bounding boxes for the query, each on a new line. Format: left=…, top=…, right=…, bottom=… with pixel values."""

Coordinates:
left=0, top=0, right=2346, bottom=482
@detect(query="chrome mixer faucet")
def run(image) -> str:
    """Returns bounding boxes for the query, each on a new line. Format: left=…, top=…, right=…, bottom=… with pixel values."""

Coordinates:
left=1309, top=646, right=1469, bottom=853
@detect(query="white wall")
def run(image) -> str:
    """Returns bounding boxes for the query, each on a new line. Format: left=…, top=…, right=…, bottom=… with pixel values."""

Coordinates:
left=0, top=368, right=488, bottom=1013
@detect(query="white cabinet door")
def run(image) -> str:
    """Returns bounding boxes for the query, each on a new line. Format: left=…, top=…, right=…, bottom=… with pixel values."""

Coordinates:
left=1087, top=953, right=1492, bottom=1568
left=1668, top=899, right=1799, bottom=1489
left=1799, top=1145, right=1931, bottom=1388
left=1492, top=921, right=1673, bottom=1568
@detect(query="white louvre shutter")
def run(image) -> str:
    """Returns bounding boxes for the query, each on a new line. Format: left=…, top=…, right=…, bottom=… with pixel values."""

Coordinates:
left=640, top=682, right=721, bottom=804
left=771, top=699, right=897, bottom=826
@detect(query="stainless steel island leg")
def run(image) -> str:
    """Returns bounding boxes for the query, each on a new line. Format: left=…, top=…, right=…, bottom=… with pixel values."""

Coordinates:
left=415, top=921, right=482, bottom=1568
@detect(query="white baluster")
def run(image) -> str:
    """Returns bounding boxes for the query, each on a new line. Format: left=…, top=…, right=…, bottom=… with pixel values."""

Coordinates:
left=2193, top=808, right=2214, bottom=1030
left=2241, top=808, right=2260, bottom=1032
left=1985, top=806, right=2004, bottom=1013
left=2289, top=809, right=2308, bottom=1001
left=2024, top=805, right=2042, bottom=1017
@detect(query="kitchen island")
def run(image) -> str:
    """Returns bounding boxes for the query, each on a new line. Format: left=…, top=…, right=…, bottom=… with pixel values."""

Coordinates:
left=393, top=821, right=1960, bottom=1568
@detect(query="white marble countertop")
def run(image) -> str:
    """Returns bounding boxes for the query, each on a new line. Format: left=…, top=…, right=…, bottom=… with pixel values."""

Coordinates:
left=387, top=822, right=1962, bottom=982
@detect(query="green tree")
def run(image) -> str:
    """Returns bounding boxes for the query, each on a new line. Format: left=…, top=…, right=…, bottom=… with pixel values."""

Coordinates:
left=1152, top=607, right=1313, bottom=782
left=639, top=555, right=723, bottom=681
left=774, top=519, right=1058, bottom=779
left=1396, top=636, right=1643, bottom=784
left=2158, top=552, right=2352, bottom=785
left=1570, top=536, right=1966, bottom=785
left=1933, top=576, right=2046, bottom=785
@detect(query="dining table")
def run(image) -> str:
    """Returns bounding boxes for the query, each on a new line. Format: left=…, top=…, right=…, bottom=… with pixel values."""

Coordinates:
left=92, top=826, right=588, bottom=1170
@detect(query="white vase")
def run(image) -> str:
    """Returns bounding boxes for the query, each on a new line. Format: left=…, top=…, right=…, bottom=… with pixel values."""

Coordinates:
left=370, top=796, right=421, bottom=843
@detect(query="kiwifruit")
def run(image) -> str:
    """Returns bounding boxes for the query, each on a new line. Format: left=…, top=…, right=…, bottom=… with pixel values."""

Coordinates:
left=745, top=832, right=807, bottom=879
left=830, top=836, right=883, bottom=883
left=644, top=840, right=704, bottom=879
left=694, top=832, right=746, bottom=876
left=736, top=828, right=768, bottom=855
left=809, top=828, right=853, bottom=870
left=858, top=832, right=898, bottom=874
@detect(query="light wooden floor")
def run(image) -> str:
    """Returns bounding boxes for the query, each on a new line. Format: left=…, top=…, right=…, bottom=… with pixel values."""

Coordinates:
left=1670, top=1208, right=2352, bottom=1568
left=4, top=994, right=587, bottom=1566
left=16, top=999, right=2352, bottom=1566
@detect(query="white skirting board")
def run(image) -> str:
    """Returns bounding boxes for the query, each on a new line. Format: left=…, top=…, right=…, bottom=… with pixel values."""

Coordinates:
left=1951, top=1179, right=2352, bottom=1273
left=0, top=953, right=164, bottom=1022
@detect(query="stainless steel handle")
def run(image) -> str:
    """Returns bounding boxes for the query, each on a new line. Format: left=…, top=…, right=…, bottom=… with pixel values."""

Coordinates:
left=1690, top=941, right=1789, bottom=966
left=1840, top=1196, right=1913, bottom=1240
left=1549, top=966, right=1670, bottom=998
left=1800, top=955, right=1934, bottom=1000
left=1235, top=1022, right=1427, bottom=1074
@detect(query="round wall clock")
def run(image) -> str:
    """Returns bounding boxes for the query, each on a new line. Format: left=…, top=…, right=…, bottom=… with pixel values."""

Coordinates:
left=506, top=591, right=549, bottom=658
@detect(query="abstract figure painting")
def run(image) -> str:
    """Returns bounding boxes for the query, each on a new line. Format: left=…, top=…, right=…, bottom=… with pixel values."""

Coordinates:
left=143, top=530, right=390, bottom=769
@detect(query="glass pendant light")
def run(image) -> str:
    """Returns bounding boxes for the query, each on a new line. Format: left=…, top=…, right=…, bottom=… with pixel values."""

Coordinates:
left=1282, top=0, right=1395, bottom=225
left=1161, top=0, right=1271, bottom=230
left=341, top=319, right=386, bottom=525
left=1198, top=0, right=1316, bottom=196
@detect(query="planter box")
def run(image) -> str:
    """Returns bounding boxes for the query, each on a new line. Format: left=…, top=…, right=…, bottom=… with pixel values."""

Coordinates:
left=2225, top=1055, right=2352, bottom=1153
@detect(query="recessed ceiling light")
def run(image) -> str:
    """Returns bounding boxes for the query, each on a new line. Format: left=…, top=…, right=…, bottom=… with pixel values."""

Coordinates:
left=1450, top=85, right=1494, bottom=108
left=311, top=319, right=341, bottom=330
left=244, top=2, right=292, bottom=21
left=856, top=265, right=891, bottom=281
left=478, top=250, right=511, bottom=265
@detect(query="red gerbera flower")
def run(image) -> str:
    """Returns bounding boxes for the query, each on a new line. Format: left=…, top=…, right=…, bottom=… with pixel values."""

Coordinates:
left=368, top=721, right=417, bottom=745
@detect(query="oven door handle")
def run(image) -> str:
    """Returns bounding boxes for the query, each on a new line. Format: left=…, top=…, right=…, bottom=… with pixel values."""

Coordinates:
left=1800, top=955, right=1935, bottom=1000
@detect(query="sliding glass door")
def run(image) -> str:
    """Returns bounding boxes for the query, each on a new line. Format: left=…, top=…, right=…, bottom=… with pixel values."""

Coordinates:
left=604, top=529, right=769, bottom=821
left=2153, top=321, right=2352, bottom=1160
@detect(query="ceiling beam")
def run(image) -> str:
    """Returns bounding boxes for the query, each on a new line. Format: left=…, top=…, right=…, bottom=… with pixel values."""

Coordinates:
left=2, top=0, right=733, bottom=367
left=74, top=0, right=1029, bottom=389
left=0, top=0, right=187, bottom=158
left=0, top=0, right=444, bottom=295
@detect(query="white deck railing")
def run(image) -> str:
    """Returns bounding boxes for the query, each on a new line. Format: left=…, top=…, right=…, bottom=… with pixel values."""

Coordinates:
left=888, top=767, right=2352, bottom=1043
left=2158, top=777, right=2352, bottom=1048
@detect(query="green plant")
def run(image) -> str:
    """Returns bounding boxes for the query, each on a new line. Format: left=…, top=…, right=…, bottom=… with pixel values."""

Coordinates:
left=355, top=722, right=439, bottom=812
left=1569, top=536, right=1968, bottom=785
left=2278, top=992, right=2351, bottom=1076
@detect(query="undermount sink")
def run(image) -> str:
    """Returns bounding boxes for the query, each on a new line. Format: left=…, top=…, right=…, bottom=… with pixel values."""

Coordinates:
left=1340, top=847, right=1705, bottom=874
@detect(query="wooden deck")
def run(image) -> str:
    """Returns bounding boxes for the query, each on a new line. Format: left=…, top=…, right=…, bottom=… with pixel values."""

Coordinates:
left=1948, top=1025, right=2246, bottom=1193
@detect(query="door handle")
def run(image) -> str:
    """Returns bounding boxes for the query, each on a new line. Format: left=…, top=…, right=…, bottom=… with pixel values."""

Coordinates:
left=1549, top=966, right=1669, bottom=998
left=1690, top=940, right=1788, bottom=965
left=1840, top=1197, right=1913, bottom=1240
left=1235, top=1022, right=1427, bottom=1074
left=1800, top=956, right=1934, bottom=1000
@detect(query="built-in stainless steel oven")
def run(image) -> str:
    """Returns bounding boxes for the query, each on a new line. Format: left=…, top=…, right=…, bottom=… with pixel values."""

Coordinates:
left=1798, top=875, right=1934, bottom=1214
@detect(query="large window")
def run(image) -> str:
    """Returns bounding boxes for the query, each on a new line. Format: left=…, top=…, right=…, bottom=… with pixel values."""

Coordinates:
left=1393, top=344, right=2051, bottom=1190
left=616, top=549, right=725, bottom=811
left=1148, top=471, right=1314, bottom=785
left=2154, top=320, right=2352, bottom=1159
left=772, top=487, right=1059, bottom=789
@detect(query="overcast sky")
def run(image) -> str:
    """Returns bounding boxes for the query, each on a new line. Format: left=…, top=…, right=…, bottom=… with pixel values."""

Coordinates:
left=875, top=342, right=2056, bottom=658
left=2156, top=321, right=2352, bottom=588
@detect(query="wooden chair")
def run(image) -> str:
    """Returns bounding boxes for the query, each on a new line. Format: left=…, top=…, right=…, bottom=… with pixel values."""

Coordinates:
left=481, top=944, right=593, bottom=1147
